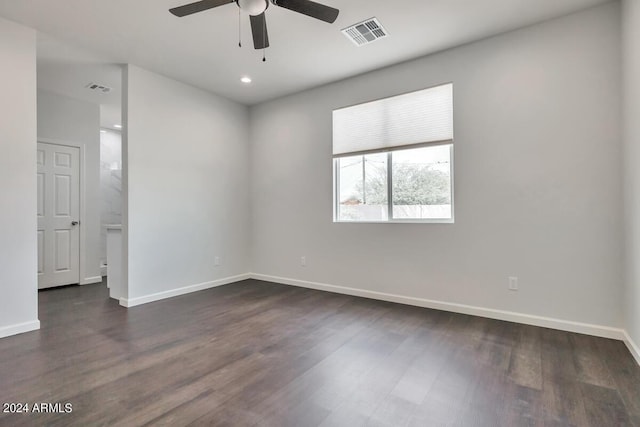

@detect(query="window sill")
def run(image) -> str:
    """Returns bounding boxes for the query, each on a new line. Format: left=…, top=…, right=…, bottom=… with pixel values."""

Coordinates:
left=333, top=219, right=454, bottom=224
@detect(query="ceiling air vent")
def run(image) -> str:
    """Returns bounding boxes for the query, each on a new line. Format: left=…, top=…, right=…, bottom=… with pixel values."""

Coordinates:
left=342, top=17, right=388, bottom=47
left=85, top=82, right=113, bottom=94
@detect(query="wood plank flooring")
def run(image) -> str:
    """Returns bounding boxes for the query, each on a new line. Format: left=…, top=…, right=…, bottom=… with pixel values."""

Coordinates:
left=0, top=279, right=638, bottom=426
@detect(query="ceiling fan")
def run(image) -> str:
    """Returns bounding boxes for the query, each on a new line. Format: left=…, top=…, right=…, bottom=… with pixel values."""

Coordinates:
left=169, top=0, right=340, bottom=50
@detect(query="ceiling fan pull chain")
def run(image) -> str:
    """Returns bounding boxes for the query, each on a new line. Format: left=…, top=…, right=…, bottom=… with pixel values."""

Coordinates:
left=262, top=17, right=267, bottom=62
left=238, top=7, right=242, bottom=47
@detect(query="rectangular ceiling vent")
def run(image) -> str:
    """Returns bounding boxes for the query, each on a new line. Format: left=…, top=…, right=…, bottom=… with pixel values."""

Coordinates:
left=342, top=18, right=388, bottom=47
left=85, top=82, right=113, bottom=94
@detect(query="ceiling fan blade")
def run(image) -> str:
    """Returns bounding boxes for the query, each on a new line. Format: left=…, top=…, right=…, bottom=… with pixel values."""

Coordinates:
left=250, top=13, right=270, bottom=49
left=169, top=0, right=234, bottom=17
left=273, top=0, right=339, bottom=24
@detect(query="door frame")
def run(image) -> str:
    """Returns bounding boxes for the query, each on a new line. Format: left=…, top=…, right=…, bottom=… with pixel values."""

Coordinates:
left=37, top=137, right=89, bottom=285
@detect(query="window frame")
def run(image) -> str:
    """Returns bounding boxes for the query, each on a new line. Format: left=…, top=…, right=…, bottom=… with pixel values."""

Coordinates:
left=333, top=143, right=455, bottom=224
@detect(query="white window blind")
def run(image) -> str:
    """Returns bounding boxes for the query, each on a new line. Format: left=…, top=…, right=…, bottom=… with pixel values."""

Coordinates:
left=332, top=83, right=453, bottom=156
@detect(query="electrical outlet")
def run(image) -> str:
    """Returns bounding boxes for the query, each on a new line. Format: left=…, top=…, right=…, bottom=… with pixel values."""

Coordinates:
left=508, top=276, right=518, bottom=291
left=214, top=256, right=220, bottom=267
left=301, top=256, right=306, bottom=267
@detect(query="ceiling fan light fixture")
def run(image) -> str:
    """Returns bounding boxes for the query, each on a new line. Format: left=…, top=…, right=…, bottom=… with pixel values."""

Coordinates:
left=237, top=0, right=268, bottom=16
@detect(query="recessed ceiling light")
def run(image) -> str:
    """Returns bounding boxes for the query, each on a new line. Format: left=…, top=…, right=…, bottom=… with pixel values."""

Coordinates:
left=241, top=76, right=252, bottom=84
left=100, top=130, right=107, bottom=133
left=114, top=124, right=122, bottom=129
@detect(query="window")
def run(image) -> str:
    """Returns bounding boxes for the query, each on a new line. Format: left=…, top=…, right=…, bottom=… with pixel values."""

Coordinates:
left=333, top=83, right=454, bottom=223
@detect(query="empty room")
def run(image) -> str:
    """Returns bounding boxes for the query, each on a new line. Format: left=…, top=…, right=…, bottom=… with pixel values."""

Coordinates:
left=0, top=0, right=639, bottom=425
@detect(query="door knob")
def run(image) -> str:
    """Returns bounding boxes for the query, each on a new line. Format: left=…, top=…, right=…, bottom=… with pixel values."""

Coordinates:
left=71, top=221, right=79, bottom=226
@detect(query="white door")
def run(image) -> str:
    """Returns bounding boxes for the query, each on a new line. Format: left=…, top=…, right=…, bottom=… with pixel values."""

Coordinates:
left=37, top=142, right=80, bottom=289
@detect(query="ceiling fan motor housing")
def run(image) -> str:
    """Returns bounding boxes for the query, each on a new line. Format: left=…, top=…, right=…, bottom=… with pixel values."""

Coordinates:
left=236, top=0, right=268, bottom=16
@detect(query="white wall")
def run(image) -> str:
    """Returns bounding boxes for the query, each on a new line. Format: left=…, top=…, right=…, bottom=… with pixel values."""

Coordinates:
left=37, top=89, right=102, bottom=283
left=250, top=3, right=623, bottom=329
left=99, top=129, right=122, bottom=268
left=123, top=65, right=251, bottom=303
left=623, top=0, right=640, bottom=357
left=0, top=17, right=39, bottom=337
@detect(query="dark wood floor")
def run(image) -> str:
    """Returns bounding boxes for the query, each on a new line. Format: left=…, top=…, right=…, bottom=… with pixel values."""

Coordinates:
left=0, top=279, right=638, bottom=426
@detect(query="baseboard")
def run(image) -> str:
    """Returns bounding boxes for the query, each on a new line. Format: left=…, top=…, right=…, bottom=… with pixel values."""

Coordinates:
left=81, top=276, right=103, bottom=285
left=623, top=331, right=640, bottom=366
left=119, top=273, right=252, bottom=308
left=250, top=273, right=626, bottom=341
left=0, top=320, right=40, bottom=339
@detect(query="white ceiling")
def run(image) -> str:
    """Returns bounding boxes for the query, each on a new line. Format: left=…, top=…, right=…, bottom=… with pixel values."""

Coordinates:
left=0, top=0, right=611, bottom=106
left=36, top=33, right=122, bottom=129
